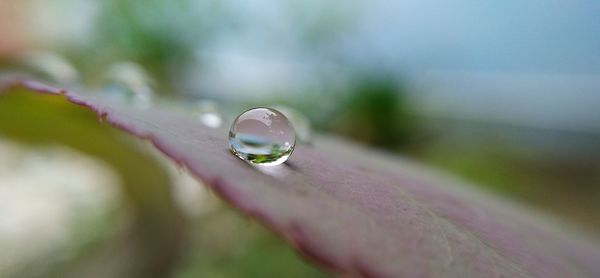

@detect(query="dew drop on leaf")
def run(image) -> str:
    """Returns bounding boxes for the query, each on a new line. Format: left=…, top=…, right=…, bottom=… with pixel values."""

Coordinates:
left=228, top=107, right=295, bottom=166
left=102, top=61, right=155, bottom=109
left=194, top=100, right=223, bottom=129
left=20, top=51, right=80, bottom=85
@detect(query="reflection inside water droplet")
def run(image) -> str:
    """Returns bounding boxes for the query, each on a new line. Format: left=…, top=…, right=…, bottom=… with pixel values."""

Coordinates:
left=228, top=107, right=295, bottom=166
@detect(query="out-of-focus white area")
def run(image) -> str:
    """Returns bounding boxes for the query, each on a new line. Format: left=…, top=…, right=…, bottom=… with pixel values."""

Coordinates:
left=408, top=71, right=600, bottom=134
left=0, top=138, right=121, bottom=275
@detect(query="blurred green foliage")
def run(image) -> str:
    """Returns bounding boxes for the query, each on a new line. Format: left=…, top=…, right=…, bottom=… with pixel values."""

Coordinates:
left=45, top=0, right=217, bottom=91
left=175, top=208, right=327, bottom=278
left=327, top=75, right=415, bottom=149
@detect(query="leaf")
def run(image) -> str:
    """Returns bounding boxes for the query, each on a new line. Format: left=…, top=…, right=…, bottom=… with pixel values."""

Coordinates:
left=2, top=77, right=600, bottom=277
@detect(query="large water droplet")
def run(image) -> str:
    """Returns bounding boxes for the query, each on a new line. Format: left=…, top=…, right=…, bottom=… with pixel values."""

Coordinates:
left=102, top=62, right=155, bottom=109
left=229, top=108, right=295, bottom=166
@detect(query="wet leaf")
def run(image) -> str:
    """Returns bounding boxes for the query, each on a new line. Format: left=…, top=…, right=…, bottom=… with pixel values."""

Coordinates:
left=1, top=77, right=599, bottom=277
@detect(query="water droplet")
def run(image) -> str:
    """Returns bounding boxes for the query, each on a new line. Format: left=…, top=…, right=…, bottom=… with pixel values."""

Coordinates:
left=199, top=113, right=222, bottom=128
left=102, top=62, right=155, bottom=109
left=194, top=100, right=223, bottom=128
left=272, top=105, right=312, bottom=144
left=20, top=51, right=80, bottom=84
left=229, top=107, right=295, bottom=166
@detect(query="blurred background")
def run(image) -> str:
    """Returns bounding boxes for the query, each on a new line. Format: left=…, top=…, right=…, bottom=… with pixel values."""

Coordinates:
left=1, top=0, right=599, bottom=277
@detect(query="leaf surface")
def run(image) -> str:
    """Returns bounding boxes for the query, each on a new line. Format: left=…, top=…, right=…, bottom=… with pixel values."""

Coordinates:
left=2, top=78, right=599, bottom=278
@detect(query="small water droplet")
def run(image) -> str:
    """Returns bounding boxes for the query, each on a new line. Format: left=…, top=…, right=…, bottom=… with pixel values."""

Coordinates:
left=20, top=51, right=80, bottom=84
left=229, top=107, right=295, bottom=166
left=102, top=62, right=155, bottom=109
left=199, top=113, right=222, bottom=128
left=272, top=105, right=312, bottom=144
left=194, top=100, right=223, bottom=128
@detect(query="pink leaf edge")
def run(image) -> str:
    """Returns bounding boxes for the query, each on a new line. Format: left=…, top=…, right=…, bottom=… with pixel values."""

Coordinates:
left=2, top=78, right=599, bottom=278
